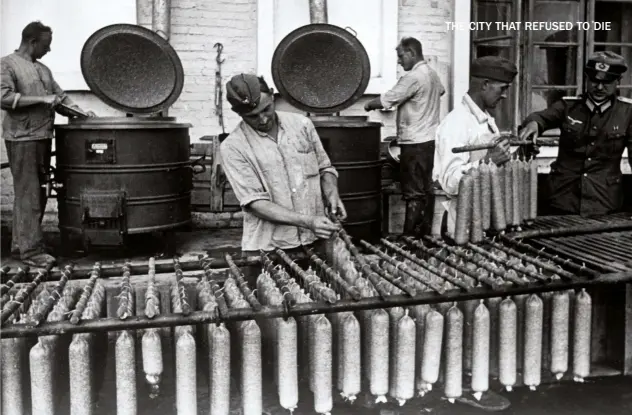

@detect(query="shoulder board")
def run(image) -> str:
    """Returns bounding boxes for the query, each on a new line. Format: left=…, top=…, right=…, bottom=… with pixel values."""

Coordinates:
left=562, top=96, right=582, bottom=100
left=617, top=96, right=632, bottom=104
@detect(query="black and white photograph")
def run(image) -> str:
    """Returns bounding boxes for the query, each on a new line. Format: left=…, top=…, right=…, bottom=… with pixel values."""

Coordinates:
left=1, top=0, right=631, bottom=414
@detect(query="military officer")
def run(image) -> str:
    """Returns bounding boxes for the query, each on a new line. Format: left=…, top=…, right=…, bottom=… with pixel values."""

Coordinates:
left=519, top=51, right=632, bottom=216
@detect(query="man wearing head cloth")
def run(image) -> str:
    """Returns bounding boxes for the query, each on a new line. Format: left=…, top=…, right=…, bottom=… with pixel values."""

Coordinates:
left=219, top=73, right=346, bottom=254
left=519, top=51, right=632, bottom=216
left=433, top=56, right=518, bottom=240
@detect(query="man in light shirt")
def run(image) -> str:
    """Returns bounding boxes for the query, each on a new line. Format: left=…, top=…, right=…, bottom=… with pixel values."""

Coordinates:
left=365, top=37, right=445, bottom=237
left=220, top=74, right=345, bottom=255
left=433, top=56, right=517, bottom=237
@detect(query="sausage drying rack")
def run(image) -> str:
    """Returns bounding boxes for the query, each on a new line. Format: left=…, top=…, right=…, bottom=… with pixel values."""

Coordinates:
left=2, top=214, right=631, bottom=339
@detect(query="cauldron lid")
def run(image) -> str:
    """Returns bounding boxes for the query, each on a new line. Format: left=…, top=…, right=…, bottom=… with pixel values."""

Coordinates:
left=271, top=24, right=371, bottom=114
left=80, top=24, right=184, bottom=114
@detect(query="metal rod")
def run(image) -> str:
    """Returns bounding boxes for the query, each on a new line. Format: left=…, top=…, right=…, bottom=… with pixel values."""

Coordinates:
left=401, top=236, right=502, bottom=290
left=507, top=219, right=632, bottom=240
left=304, top=249, right=362, bottom=300
left=487, top=240, right=577, bottom=280
left=465, top=242, right=551, bottom=282
left=174, top=258, right=191, bottom=315
left=1, top=265, right=51, bottom=325
left=3, top=270, right=632, bottom=339
left=1, top=256, right=262, bottom=281
left=225, top=253, right=262, bottom=311
left=380, top=238, right=471, bottom=291
left=451, top=137, right=558, bottom=153
left=1, top=266, right=28, bottom=296
left=70, top=263, right=102, bottom=324
left=498, top=235, right=599, bottom=277
left=423, top=237, right=528, bottom=286
left=549, top=236, right=630, bottom=267
left=359, top=240, right=441, bottom=294
left=531, top=239, right=623, bottom=274
left=32, top=265, right=73, bottom=326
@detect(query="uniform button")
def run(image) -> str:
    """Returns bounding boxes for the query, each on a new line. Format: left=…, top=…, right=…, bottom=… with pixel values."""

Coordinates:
left=592, top=126, right=597, bottom=130
left=587, top=157, right=592, bottom=161
left=584, top=173, right=588, bottom=177
left=291, top=188, right=296, bottom=193
left=590, top=142, right=595, bottom=146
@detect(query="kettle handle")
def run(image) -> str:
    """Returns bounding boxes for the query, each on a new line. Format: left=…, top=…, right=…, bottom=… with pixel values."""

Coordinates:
left=344, top=26, right=358, bottom=37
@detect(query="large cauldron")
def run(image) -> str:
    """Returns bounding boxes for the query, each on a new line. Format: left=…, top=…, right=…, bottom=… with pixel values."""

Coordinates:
left=53, top=24, right=196, bottom=249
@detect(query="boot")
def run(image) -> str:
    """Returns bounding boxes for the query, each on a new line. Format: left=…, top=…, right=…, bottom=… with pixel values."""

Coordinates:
left=403, top=200, right=424, bottom=236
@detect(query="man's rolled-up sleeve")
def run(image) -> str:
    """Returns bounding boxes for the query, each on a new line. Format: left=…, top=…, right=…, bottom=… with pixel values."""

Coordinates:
left=220, top=142, right=271, bottom=207
left=304, top=118, right=338, bottom=178
left=1, top=61, right=21, bottom=110
left=380, top=74, right=418, bottom=110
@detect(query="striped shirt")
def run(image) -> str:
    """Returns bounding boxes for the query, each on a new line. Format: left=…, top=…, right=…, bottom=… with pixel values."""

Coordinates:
left=220, top=111, right=338, bottom=252
left=1, top=52, right=73, bottom=141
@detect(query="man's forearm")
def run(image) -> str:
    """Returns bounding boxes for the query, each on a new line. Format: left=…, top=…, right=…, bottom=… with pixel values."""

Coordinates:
left=3, top=95, right=44, bottom=109
left=365, top=97, right=384, bottom=111
left=245, top=200, right=312, bottom=229
left=320, top=171, right=339, bottom=199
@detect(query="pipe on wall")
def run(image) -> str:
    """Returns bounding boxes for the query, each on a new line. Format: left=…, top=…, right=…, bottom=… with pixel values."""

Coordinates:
left=152, top=0, right=171, bottom=41
left=309, top=0, right=328, bottom=24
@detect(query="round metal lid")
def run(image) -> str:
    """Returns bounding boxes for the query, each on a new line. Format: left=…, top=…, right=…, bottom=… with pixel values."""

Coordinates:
left=272, top=24, right=371, bottom=114
left=81, top=24, right=184, bottom=114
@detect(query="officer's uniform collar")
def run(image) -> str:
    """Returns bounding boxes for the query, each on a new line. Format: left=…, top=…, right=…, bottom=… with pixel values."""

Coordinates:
left=584, top=95, right=614, bottom=114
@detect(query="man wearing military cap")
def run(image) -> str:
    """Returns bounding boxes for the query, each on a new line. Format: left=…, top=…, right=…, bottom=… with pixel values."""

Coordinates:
left=220, top=73, right=346, bottom=254
left=433, top=55, right=517, bottom=240
left=519, top=51, right=632, bottom=216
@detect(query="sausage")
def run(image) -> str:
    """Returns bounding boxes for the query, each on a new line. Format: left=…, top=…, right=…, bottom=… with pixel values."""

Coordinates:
left=277, top=317, right=299, bottom=412
left=485, top=296, right=502, bottom=377
left=573, top=289, right=592, bottom=382
left=529, top=160, right=538, bottom=220
left=115, top=331, right=137, bottom=415
left=313, top=315, right=333, bottom=414
left=30, top=340, right=54, bottom=415
left=209, top=323, right=231, bottom=415
left=551, top=290, right=570, bottom=380
left=504, top=161, right=514, bottom=226
left=455, top=173, right=474, bottom=244
left=480, top=162, right=492, bottom=231
left=510, top=160, right=522, bottom=226
left=523, top=294, right=543, bottom=390
left=388, top=307, right=405, bottom=391
left=390, top=312, right=416, bottom=405
left=460, top=299, right=479, bottom=374
left=69, top=334, right=93, bottom=415
left=490, top=163, right=507, bottom=231
left=499, top=298, right=517, bottom=391
left=470, top=167, right=484, bottom=243
left=240, top=320, right=262, bottom=415
left=472, top=301, right=490, bottom=400
left=338, top=312, right=361, bottom=403
left=522, top=161, right=530, bottom=222
left=369, top=309, right=390, bottom=402
left=142, top=329, right=163, bottom=397
left=444, top=305, right=464, bottom=402
left=2, top=338, right=26, bottom=415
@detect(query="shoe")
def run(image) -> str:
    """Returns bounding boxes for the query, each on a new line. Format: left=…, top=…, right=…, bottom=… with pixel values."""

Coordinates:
left=455, top=390, right=511, bottom=411
left=22, top=253, right=56, bottom=268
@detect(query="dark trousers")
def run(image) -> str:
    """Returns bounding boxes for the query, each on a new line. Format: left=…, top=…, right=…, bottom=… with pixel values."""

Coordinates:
left=399, top=141, right=435, bottom=235
left=5, top=139, right=51, bottom=259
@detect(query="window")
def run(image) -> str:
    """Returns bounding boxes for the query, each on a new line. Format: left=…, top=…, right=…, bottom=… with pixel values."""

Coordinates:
left=0, top=0, right=136, bottom=91
left=257, top=0, right=398, bottom=96
left=471, top=0, right=632, bottom=133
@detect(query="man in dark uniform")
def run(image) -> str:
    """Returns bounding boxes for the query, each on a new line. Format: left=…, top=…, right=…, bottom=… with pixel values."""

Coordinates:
left=519, top=51, right=632, bottom=216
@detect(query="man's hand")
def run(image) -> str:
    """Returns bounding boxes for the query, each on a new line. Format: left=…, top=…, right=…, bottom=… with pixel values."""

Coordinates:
left=519, top=121, right=540, bottom=143
left=364, top=101, right=374, bottom=111
left=324, top=192, right=348, bottom=222
left=484, top=135, right=511, bottom=165
left=41, top=95, right=61, bottom=108
left=309, top=216, right=341, bottom=239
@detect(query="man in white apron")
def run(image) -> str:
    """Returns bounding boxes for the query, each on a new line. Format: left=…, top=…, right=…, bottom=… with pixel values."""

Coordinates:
left=433, top=56, right=517, bottom=237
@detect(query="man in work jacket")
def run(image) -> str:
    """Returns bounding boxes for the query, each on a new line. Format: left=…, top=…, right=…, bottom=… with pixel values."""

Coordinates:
left=519, top=51, right=632, bottom=216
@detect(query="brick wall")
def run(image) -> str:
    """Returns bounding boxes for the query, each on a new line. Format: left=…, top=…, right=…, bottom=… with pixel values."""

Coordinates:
left=0, top=0, right=453, bottom=225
